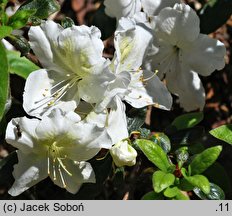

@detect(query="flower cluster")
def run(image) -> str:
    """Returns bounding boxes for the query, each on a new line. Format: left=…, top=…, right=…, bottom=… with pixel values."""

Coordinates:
left=5, top=1, right=226, bottom=196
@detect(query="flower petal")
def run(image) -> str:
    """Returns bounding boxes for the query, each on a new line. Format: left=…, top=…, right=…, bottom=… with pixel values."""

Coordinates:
left=104, top=0, right=141, bottom=20
left=182, top=34, right=226, bottom=76
left=95, top=71, right=131, bottom=112
left=51, top=160, right=95, bottom=194
left=166, top=63, right=205, bottom=111
left=8, top=151, right=47, bottom=196
left=155, top=3, right=200, bottom=46
left=124, top=70, right=173, bottom=110
left=5, top=117, right=42, bottom=154
left=62, top=121, right=111, bottom=160
left=78, top=68, right=115, bottom=104
left=114, top=16, right=153, bottom=72
left=107, top=96, right=129, bottom=144
left=23, top=69, right=77, bottom=118
left=29, top=20, right=106, bottom=76
left=141, top=0, right=180, bottom=16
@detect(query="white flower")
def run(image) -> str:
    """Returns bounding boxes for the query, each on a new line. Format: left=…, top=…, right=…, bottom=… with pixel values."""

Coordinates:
left=146, top=3, right=226, bottom=111
left=104, top=0, right=179, bottom=20
left=96, top=15, right=172, bottom=111
left=23, top=20, right=114, bottom=118
left=110, top=140, right=137, bottom=167
left=5, top=109, right=112, bottom=196
left=76, top=96, right=129, bottom=146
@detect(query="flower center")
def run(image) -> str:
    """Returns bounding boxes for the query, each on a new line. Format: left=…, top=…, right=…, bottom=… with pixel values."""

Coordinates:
left=33, top=74, right=82, bottom=112
left=47, top=141, right=72, bottom=188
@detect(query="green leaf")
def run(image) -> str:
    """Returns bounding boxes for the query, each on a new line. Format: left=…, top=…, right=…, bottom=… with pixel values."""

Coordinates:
left=61, top=17, right=75, bottom=29
left=203, top=162, right=231, bottom=194
left=149, top=133, right=171, bottom=153
left=8, top=9, right=36, bottom=29
left=171, top=112, right=203, bottom=130
left=18, top=0, right=60, bottom=19
left=169, top=127, right=205, bottom=146
left=189, top=146, right=222, bottom=175
left=175, top=147, right=189, bottom=164
left=182, top=169, right=210, bottom=194
left=7, top=35, right=30, bottom=56
left=141, top=191, right=164, bottom=200
left=0, top=42, right=9, bottom=121
left=137, top=127, right=151, bottom=139
left=0, top=26, right=12, bottom=39
left=7, top=50, right=39, bottom=79
left=127, top=108, right=146, bottom=134
left=152, top=171, right=175, bottom=193
left=199, top=0, right=232, bottom=34
left=210, top=125, right=232, bottom=145
left=179, top=178, right=195, bottom=192
left=136, top=139, right=174, bottom=172
left=164, top=187, right=189, bottom=200
left=193, top=183, right=225, bottom=200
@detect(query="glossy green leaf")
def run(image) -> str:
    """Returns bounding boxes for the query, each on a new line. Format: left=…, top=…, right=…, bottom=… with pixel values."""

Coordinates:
left=136, top=139, right=174, bottom=172
left=169, top=127, right=205, bottom=146
left=7, top=50, right=39, bottom=79
left=189, top=146, right=222, bottom=175
left=171, top=112, right=203, bottom=130
left=150, top=133, right=171, bottom=153
left=127, top=108, right=146, bottom=134
left=175, top=147, right=189, bottom=164
left=61, top=17, right=75, bottom=29
left=179, top=179, right=195, bottom=192
left=18, top=0, right=60, bottom=19
left=164, top=187, right=189, bottom=200
left=203, top=162, right=231, bottom=194
left=194, top=183, right=225, bottom=200
left=7, top=35, right=30, bottom=56
left=137, top=127, right=151, bottom=139
left=152, top=171, right=175, bottom=193
left=210, top=125, right=232, bottom=145
left=182, top=169, right=210, bottom=194
left=199, top=0, right=232, bottom=34
left=141, top=191, right=164, bottom=200
left=0, top=42, right=8, bottom=121
left=0, top=26, right=12, bottom=39
left=8, top=9, right=36, bottom=29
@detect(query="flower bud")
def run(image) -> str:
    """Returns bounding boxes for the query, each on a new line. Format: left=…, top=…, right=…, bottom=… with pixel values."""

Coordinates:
left=110, top=140, right=137, bottom=167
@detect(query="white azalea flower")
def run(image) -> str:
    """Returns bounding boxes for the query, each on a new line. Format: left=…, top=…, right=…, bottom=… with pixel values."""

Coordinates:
left=24, top=20, right=114, bottom=118
left=104, top=0, right=179, bottom=20
left=146, top=3, right=226, bottom=111
left=5, top=109, right=112, bottom=196
left=96, top=15, right=172, bottom=111
left=75, top=96, right=129, bottom=146
left=110, top=140, right=137, bottom=167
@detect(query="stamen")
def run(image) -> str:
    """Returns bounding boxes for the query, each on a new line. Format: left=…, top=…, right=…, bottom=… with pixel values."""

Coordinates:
left=47, top=151, right=50, bottom=175
left=53, top=163, right=56, bottom=180
left=58, top=164, right=66, bottom=188
left=58, top=158, right=72, bottom=176
left=143, top=73, right=157, bottom=82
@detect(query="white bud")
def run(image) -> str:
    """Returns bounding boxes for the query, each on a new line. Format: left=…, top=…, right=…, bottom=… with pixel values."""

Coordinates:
left=110, top=140, right=137, bottom=167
